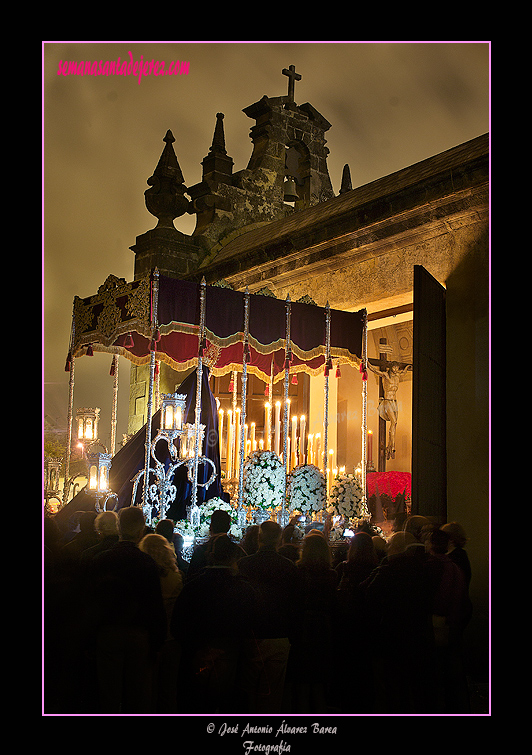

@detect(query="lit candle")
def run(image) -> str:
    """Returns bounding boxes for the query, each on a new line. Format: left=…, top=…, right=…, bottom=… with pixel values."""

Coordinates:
left=328, top=449, right=334, bottom=496
left=308, top=434, right=314, bottom=467
left=367, top=429, right=373, bottom=465
left=259, top=438, right=264, bottom=450
left=250, top=422, right=256, bottom=451
left=99, top=465, right=108, bottom=491
left=274, top=401, right=281, bottom=456
left=291, top=415, right=298, bottom=470
left=218, top=409, right=224, bottom=457
left=265, top=402, right=271, bottom=450
left=226, top=409, right=233, bottom=478
left=299, top=415, right=306, bottom=464
left=315, top=433, right=321, bottom=469
left=164, top=405, right=173, bottom=430
left=89, top=464, right=98, bottom=490
left=235, top=408, right=241, bottom=471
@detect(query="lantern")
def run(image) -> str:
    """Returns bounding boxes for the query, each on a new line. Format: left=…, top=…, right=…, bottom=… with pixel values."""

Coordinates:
left=160, top=392, right=187, bottom=437
left=76, top=407, right=100, bottom=442
left=87, top=451, right=112, bottom=494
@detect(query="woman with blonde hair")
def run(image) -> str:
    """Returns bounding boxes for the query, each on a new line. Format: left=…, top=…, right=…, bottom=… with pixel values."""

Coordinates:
left=139, top=532, right=184, bottom=712
left=139, top=533, right=183, bottom=634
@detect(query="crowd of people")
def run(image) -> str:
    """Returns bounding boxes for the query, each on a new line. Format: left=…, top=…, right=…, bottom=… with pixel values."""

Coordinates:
left=43, top=505, right=473, bottom=715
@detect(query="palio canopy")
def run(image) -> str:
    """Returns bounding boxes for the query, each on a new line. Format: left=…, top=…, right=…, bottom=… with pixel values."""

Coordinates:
left=69, top=272, right=365, bottom=382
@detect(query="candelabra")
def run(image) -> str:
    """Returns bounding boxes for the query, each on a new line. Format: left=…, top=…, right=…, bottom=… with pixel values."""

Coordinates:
left=131, top=391, right=217, bottom=526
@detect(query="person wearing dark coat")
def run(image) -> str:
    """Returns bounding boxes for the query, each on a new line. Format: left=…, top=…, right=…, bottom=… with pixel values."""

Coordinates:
left=237, top=521, right=302, bottom=713
left=362, top=538, right=443, bottom=713
left=57, top=511, right=99, bottom=576
left=88, top=506, right=167, bottom=713
left=287, top=533, right=339, bottom=713
left=80, top=511, right=120, bottom=567
left=441, top=522, right=472, bottom=588
left=170, top=534, right=258, bottom=713
left=186, top=509, right=245, bottom=581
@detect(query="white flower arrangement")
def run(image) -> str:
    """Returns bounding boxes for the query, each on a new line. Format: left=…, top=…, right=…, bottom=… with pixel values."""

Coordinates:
left=329, top=473, right=370, bottom=522
left=173, top=519, right=196, bottom=541
left=288, top=464, right=327, bottom=514
left=229, top=522, right=244, bottom=540
left=243, top=450, right=286, bottom=510
left=199, top=497, right=236, bottom=526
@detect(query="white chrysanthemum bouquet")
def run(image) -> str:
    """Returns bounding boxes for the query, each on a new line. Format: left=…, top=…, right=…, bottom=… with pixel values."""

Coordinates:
left=288, top=464, right=327, bottom=514
left=243, top=450, right=286, bottom=510
left=328, top=473, right=369, bottom=522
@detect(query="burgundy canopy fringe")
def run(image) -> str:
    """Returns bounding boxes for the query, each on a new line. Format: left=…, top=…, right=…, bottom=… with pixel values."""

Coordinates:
left=69, top=272, right=365, bottom=380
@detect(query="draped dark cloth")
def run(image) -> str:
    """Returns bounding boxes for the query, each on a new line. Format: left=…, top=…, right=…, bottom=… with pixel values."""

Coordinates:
left=54, top=367, right=224, bottom=528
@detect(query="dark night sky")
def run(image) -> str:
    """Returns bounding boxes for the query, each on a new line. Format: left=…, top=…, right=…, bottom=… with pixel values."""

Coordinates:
left=43, top=41, right=490, bottom=447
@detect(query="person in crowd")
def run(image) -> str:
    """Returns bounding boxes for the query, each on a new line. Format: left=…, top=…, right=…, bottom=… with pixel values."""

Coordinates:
left=172, top=532, right=190, bottom=577
left=362, top=521, right=447, bottom=714
left=171, top=533, right=258, bottom=713
left=331, top=531, right=378, bottom=712
left=425, top=527, right=472, bottom=712
left=372, top=535, right=388, bottom=563
left=287, top=533, right=338, bottom=712
left=277, top=523, right=301, bottom=563
left=139, top=533, right=183, bottom=634
left=154, top=519, right=190, bottom=575
left=58, top=511, right=99, bottom=574
left=384, top=530, right=416, bottom=560
left=139, top=531, right=184, bottom=713
left=403, top=514, right=432, bottom=545
left=441, top=521, right=472, bottom=588
left=80, top=511, right=119, bottom=566
left=240, top=524, right=260, bottom=555
left=88, top=506, right=167, bottom=714
left=237, top=520, right=302, bottom=713
left=187, top=509, right=245, bottom=580
left=336, top=531, right=379, bottom=591
left=155, top=519, right=177, bottom=553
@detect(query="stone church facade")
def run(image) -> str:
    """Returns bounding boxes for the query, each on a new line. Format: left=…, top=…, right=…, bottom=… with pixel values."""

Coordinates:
left=125, top=72, right=489, bottom=673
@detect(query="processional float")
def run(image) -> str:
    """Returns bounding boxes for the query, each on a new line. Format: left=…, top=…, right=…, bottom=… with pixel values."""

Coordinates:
left=63, top=268, right=368, bottom=526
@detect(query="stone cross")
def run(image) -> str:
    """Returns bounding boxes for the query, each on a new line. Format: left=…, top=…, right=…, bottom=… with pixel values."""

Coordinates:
left=282, top=65, right=301, bottom=103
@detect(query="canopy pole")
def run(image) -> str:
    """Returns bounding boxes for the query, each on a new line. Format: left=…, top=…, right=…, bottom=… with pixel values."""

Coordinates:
left=142, top=268, right=159, bottom=513
left=110, top=355, right=119, bottom=457
left=192, top=277, right=207, bottom=511
left=62, top=309, right=76, bottom=507
left=268, top=358, right=274, bottom=451
left=361, top=309, right=368, bottom=504
left=324, top=302, right=331, bottom=497
left=237, top=288, right=250, bottom=516
left=282, top=295, right=292, bottom=527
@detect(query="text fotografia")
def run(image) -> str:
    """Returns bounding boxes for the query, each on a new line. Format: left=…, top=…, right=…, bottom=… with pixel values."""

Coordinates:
left=210, top=720, right=338, bottom=751
left=57, top=52, right=189, bottom=84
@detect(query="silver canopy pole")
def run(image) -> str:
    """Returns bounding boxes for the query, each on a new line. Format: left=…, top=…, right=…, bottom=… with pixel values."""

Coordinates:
left=237, top=288, right=250, bottom=518
left=192, top=277, right=207, bottom=511
left=142, top=268, right=159, bottom=512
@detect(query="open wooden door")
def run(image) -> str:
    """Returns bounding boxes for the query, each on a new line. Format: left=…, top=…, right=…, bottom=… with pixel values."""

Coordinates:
left=412, top=265, right=447, bottom=522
